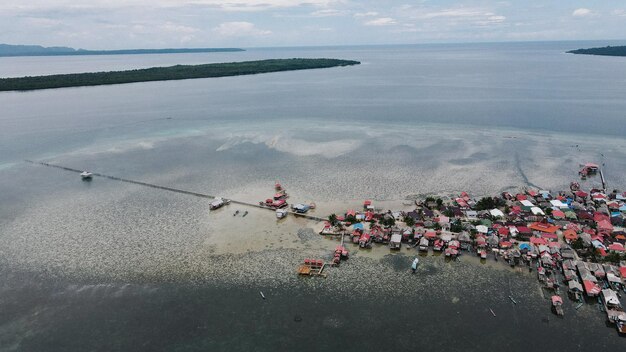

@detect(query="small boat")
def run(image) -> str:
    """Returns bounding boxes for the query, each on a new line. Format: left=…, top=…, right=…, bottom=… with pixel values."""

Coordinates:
left=418, top=237, right=429, bottom=252
left=242, top=211, right=248, bottom=217
left=411, top=258, right=419, bottom=273
left=551, top=295, right=564, bottom=316
left=276, top=208, right=288, bottom=219
left=233, top=210, right=240, bottom=216
left=80, top=171, right=92, bottom=180
left=292, top=203, right=310, bottom=214
left=508, top=296, right=517, bottom=304
left=433, top=239, right=444, bottom=251
left=209, top=197, right=230, bottom=210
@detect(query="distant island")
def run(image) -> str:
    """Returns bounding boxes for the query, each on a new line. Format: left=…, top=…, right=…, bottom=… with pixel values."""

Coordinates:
left=567, top=45, right=626, bottom=57
left=0, top=58, right=360, bottom=91
left=0, top=44, right=244, bottom=57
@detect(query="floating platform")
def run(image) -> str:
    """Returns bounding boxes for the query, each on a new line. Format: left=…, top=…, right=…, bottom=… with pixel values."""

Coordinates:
left=297, top=259, right=327, bottom=277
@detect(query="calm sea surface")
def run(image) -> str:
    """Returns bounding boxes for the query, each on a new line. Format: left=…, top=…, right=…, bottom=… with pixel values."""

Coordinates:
left=1, top=41, right=626, bottom=351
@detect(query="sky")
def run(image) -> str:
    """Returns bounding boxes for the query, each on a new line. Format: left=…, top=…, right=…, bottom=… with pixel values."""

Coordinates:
left=1, top=1, right=625, bottom=49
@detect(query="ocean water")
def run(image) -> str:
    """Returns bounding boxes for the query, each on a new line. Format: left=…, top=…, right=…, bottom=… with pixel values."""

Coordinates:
left=1, top=41, right=626, bottom=351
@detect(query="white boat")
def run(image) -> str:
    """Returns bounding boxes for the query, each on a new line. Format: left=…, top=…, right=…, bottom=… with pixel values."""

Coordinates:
left=411, top=257, right=419, bottom=272
left=209, top=197, right=230, bottom=210
left=276, top=208, right=288, bottom=219
left=80, top=171, right=92, bottom=179
left=418, top=237, right=429, bottom=251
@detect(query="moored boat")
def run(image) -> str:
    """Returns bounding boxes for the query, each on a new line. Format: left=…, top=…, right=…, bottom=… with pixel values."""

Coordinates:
left=418, top=237, right=429, bottom=252
left=551, top=295, right=564, bottom=316
left=209, top=197, right=230, bottom=210
left=411, top=257, right=419, bottom=273
left=276, top=208, right=288, bottom=219
left=80, top=171, right=92, bottom=180
left=601, top=289, right=626, bottom=334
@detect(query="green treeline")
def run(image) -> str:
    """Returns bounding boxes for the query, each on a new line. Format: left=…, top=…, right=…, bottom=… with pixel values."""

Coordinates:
left=567, top=46, right=626, bottom=57
left=0, top=58, right=360, bottom=91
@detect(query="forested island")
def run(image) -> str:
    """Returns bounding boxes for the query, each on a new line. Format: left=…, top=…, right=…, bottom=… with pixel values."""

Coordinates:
left=0, top=44, right=243, bottom=57
left=567, top=45, right=626, bottom=57
left=0, top=58, right=360, bottom=91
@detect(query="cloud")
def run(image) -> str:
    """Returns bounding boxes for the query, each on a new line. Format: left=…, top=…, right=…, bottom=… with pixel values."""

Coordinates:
left=475, top=14, right=506, bottom=26
left=612, top=9, right=626, bottom=17
left=162, top=22, right=198, bottom=34
left=23, top=17, right=62, bottom=27
left=572, top=8, right=592, bottom=17
left=310, top=9, right=345, bottom=17
left=364, top=17, right=396, bottom=26
left=213, top=21, right=271, bottom=36
left=354, top=11, right=378, bottom=17
left=392, top=23, right=418, bottom=33
left=415, top=9, right=487, bottom=19
left=0, top=0, right=341, bottom=12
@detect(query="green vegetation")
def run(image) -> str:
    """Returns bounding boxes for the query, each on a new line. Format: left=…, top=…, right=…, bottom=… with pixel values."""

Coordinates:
left=567, top=46, right=626, bottom=57
left=602, top=251, right=625, bottom=264
left=0, top=43, right=243, bottom=57
left=380, top=216, right=395, bottom=227
left=345, top=214, right=359, bottom=224
left=450, top=220, right=463, bottom=233
left=328, top=214, right=338, bottom=226
left=0, top=58, right=361, bottom=91
left=474, top=197, right=496, bottom=211
left=404, top=216, right=415, bottom=227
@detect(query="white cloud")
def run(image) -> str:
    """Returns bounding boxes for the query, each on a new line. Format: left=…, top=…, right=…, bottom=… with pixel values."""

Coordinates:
left=162, top=22, right=198, bottom=34
left=213, top=21, right=271, bottom=36
left=0, top=0, right=342, bottom=12
left=392, top=23, right=418, bottom=33
left=572, top=8, right=592, bottom=17
left=612, top=9, right=626, bottom=17
left=23, top=17, right=62, bottom=27
left=416, top=9, right=486, bottom=19
left=354, top=11, right=378, bottom=17
left=475, top=15, right=506, bottom=26
left=364, top=17, right=396, bottom=26
left=310, top=9, right=345, bottom=17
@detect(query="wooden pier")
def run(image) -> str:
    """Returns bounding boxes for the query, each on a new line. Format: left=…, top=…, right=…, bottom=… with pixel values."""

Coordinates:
left=599, top=168, right=607, bottom=193
left=25, top=160, right=326, bottom=222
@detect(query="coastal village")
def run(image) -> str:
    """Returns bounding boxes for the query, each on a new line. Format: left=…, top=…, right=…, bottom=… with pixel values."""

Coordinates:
left=65, top=159, right=626, bottom=336
left=261, top=164, right=626, bottom=335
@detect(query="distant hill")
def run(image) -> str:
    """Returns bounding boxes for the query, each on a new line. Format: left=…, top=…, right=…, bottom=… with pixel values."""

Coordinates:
left=567, top=45, right=626, bottom=57
left=0, top=44, right=244, bottom=57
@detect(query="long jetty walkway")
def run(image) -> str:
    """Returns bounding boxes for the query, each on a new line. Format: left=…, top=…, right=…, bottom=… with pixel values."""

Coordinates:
left=25, top=160, right=326, bottom=222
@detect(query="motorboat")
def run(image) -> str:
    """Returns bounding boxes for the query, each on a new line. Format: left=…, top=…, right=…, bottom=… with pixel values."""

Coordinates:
left=411, top=257, right=419, bottom=273
left=551, top=295, right=564, bottom=316
left=276, top=208, right=288, bottom=219
left=80, top=171, right=92, bottom=180
left=209, top=197, right=230, bottom=210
